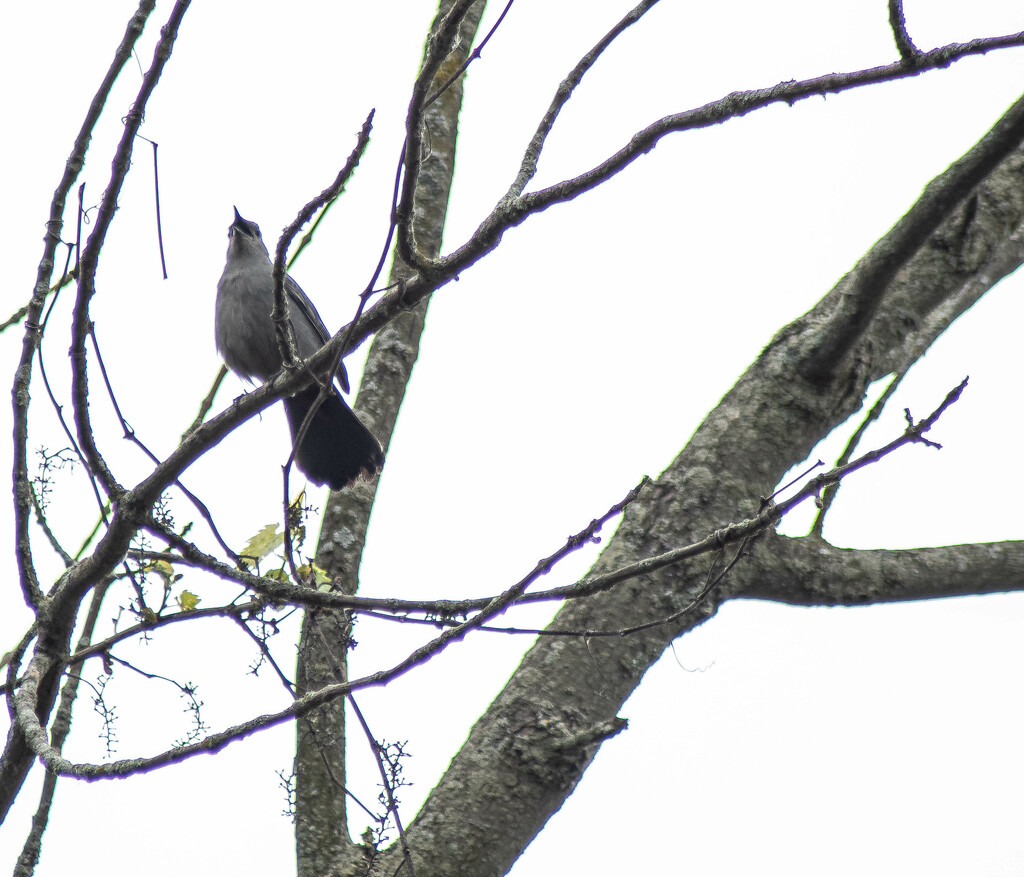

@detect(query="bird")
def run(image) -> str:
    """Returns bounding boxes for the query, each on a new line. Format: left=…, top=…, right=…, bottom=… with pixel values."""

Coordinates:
left=215, top=207, right=384, bottom=489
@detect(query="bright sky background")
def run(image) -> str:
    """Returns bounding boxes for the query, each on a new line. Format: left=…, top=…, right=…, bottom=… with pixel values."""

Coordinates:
left=2, top=1, right=1023, bottom=875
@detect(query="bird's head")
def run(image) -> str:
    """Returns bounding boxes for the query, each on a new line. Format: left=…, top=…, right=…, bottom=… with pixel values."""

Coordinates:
left=226, top=206, right=270, bottom=261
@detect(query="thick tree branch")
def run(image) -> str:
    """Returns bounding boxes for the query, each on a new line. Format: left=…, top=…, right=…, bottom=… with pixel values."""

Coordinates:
left=382, top=93, right=1024, bottom=877
left=8, top=5, right=1024, bottom=871
left=297, top=7, right=486, bottom=873
left=799, top=89, right=1024, bottom=380
left=738, top=535, right=1024, bottom=606
left=13, top=584, right=108, bottom=875
left=871, top=158, right=1024, bottom=378
left=394, top=0, right=481, bottom=271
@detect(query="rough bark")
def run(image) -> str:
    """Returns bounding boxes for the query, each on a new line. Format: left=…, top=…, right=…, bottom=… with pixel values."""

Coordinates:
left=740, top=535, right=1024, bottom=606
left=6, top=5, right=1024, bottom=876
left=295, top=5, right=486, bottom=876
left=371, top=97, right=1024, bottom=877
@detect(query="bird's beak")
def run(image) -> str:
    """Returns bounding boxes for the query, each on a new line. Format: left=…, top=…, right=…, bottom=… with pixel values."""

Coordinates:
left=233, top=206, right=245, bottom=225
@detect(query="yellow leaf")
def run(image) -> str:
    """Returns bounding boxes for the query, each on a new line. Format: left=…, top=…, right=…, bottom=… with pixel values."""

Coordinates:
left=151, top=559, right=174, bottom=578
left=239, top=523, right=284, bottom=568
left=297, top=563, right=332, bottom=588
left=177, top=590, right=200, bottom=611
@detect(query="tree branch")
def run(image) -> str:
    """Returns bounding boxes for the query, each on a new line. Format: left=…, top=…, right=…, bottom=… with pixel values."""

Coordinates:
left=799, top=89, right=1024, bottom=381
left=69, top=0, right=192, bottom=497
left=888, top=0, right=920, bottom=62
left=299, top=4, right=486, bottom=874
left=378, top=82, right=1024, bottom=877
left=1, top=0, right=163, bottom=825
left=738, top=535, right=1024, bottom=606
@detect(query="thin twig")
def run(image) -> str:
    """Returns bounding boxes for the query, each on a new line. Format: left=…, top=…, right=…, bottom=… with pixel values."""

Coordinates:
left=88, top=326, right=239, bottom=560
left=68, top=0, right=192, bottom=498
left=11, top=0, right=157, bottom=607
left=349, top=695, right=417, bottom=877
left=424, top=0, right=517, bottom=108
left=181, top=365, right=228, bottom=441
left=509, top=0, right=661, bottom=198
left=812, top=371, right=905, bottom=535
left=270, top=112, right=375, bottom=573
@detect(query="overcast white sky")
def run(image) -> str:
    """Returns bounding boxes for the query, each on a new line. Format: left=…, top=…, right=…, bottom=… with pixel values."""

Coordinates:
left=2, top=1, right=1024, bottom=875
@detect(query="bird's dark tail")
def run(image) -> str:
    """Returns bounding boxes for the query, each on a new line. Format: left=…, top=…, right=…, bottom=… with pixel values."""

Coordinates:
left=284, top=386, right=384, bottom=490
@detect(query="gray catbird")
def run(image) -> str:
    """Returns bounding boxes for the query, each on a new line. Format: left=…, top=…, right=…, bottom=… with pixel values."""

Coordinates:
left=216, top=208, right=384, bottom=489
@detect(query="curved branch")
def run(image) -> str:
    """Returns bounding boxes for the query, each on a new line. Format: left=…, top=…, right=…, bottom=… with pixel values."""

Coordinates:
left=335, top=30, right=1024, bottom=355
left=69, top=0, right=192, bottom=497
left=394, top=0, right=481, bottom=271
left=15, top=502, right=632, bottom=781
left=1, top=0, right=161, bottom=826
left=11, top=0, right=156, bottom=610
left=516, top=34, right=1024, bottom=213
left=888, top=0, right=920, bottom=62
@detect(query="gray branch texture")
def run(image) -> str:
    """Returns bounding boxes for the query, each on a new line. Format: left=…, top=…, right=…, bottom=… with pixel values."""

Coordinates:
left=3, top=2, right=1024, bottom=876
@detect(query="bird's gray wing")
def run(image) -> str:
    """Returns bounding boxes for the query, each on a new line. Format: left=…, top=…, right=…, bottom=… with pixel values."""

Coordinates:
left=284, top=274, right=351, bottom=393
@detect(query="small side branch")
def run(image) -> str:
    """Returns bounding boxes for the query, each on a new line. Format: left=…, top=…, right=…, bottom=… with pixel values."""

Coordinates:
left=509, top=0, right=662, bottom=198
left=270, top=110, right=375, bottom=371
left=888, top=0, right=920, bottom=62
